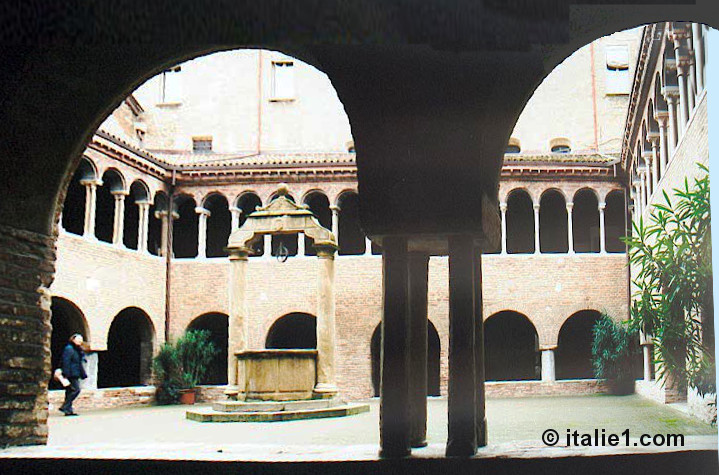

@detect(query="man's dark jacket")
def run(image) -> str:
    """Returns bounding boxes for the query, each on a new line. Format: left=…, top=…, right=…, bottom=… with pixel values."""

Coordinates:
left=61, top=343, right=87, bottom=379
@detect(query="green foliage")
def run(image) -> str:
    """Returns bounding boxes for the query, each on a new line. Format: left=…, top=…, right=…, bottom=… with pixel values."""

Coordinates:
left=175, top=329, right=219, bottom=389
left=152, top=330, right=218, bottom=404
left=152, top=342, right=183, bottom=405
left=622, top=164, right=715, bottom=401
left=592, top=313, right=639, bottom=383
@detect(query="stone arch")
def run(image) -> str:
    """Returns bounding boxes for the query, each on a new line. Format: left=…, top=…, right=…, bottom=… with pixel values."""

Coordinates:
left=303, top=191, right=331, bottom=257
left=605, top=189, right=627, bottom=253
left=265, top=312, right=317, bottom=349
left=539, top=188, right=568, bottom=253
left=147, top=191, right=168, bottom=256
left=370, top=320, right=441, bottom=398
left=236, top=192, right=264, bottom=255
left=98, top=307, right=155, bottom=388
left=95, top=168, right=126, bottom=243
left=61, top=157, right=97, bottom=235
left=49, top=297, right=90, bottom=389
left=572, top=188, right=600, bottom=253
left=187, top=312, right=229, bottom=385
left=506, top=188, right=535, bottom=254
left=337, top=191, right=366, bottom=255
left=484, top=311, right=539, bottom=381
left=556, top=309, right=602, bottom=380
left=123, top=179, right=151, bottom=250
left=203, top=193, right=231, bottom=258
left=173, top=194, right=198, bottom=258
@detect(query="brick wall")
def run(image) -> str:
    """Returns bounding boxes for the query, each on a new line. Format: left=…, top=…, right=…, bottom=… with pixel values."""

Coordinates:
left=50, top=232, right=167, bottom=351
left=0, top=225, right=55, bottom=446
left=169, top=252, right=628, bottom=400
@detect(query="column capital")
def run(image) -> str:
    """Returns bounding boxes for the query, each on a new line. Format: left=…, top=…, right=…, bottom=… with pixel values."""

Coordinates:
left=229, top=206, right=242, bottom=214
left=499, top=202, right=507, bottom=212
left=654, top=110, right=669, bottom=124
left=565, top=202, right=574, bottom=211
left=195, top=206, right=211, bottom=217
left=228, top=248, right=250, bottom=260
left=663, top=86, right=680, bottom=101
left=598, top=201, right=606, bottom=211
left=532, top=203, right=540, bottom=212
left=646, top=131, right=660, bottom=145
left=136, top=200, right=152, bottom=207
left=641, top=150, right=654, bottom=163
left=80, top=178, right=102, bottom=187
left=111, top=190, right=129, bottom=197
left=315, top=244, right=338, bottom=258
left=329, top=204, right=341, bottom=213
left=628, top=204, right=635, bottom=213
left=539, top=344, right=557, bottom=351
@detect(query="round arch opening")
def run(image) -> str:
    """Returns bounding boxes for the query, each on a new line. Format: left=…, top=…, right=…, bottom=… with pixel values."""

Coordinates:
left=484, top=311, right=539, bottom=381
left=265, top=313, right=317, bottom=349
left=98, top=307, right=155, bottom=388
left=187, top=312, right=229, bottom=385
left=49, top=297, right=90, bottom=389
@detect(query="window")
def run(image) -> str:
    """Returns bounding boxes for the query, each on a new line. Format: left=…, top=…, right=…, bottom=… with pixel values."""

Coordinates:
left=550, top=138, right=571, bottom=154
left=271, top=61, right=295, bottom=101
left=605, top=45, right=630, bottom=95
left=192, top=137, right=213, bottom=153
left=159, top=66, right=182, bottom=104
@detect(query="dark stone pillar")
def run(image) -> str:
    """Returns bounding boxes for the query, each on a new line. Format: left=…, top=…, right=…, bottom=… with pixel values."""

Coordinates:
left=408, top=252, right=430, bottom=448
left=379, top=236, right=411, bottom=458
left=446, top=235, right=477, bottom=457
left=473, top=250, right=488, bottom=447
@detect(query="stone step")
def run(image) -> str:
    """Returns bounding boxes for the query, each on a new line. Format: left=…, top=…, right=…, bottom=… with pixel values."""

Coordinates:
left=186, top=403, right=370, bottom=423
left=212, top=398, right=340, bottom=413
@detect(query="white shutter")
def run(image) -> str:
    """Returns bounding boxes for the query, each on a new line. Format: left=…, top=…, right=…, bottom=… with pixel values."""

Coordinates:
left=272, top=62, right=295, bottom=100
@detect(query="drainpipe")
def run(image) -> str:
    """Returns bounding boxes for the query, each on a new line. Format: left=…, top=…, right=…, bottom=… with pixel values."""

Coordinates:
left=164, top=168, right=177, bottom=343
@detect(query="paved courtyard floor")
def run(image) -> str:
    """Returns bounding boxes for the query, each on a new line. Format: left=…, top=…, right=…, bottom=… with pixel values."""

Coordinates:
left=1, top=395, right=716, bottom=461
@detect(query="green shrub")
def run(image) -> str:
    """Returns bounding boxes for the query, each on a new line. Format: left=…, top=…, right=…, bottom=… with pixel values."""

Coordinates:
left=592, top=313, right=639, bottom=385
left=152, top=330, right=218, bottom=405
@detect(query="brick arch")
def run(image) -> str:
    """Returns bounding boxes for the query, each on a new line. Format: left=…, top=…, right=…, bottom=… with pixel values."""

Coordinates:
left=555, top=309, right=603, bottom=380
left=98, top=306, right=156, bottom=388
left=333, top=188, right=358, bottom=207
left=200, top=191, right=230, bottom=209
left=484, top=310, right=540, bottom=381
left=99, top=167, right=128, bottom=193
left=187, top=312, right=229, bottom=385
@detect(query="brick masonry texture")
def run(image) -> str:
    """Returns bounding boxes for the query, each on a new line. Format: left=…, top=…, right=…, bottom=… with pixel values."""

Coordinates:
left=0, top=225, right=55, bottom=447
left=169, top=253, right=628, bottom=400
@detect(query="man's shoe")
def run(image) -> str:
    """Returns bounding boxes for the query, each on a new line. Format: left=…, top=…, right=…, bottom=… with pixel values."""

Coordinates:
left=64, top=411, right=79, bottom=416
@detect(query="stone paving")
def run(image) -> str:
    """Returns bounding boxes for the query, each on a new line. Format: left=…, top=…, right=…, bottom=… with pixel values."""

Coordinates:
left=1, top=395, right=716, bottom=461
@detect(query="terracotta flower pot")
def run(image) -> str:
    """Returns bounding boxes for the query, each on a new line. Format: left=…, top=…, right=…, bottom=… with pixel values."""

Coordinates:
left=179, top=388, right=197, bottom=405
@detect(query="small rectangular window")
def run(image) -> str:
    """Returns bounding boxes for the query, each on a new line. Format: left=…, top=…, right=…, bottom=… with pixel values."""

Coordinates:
left=271, top=61, right=295, bottom=101
left=159, top=66, right=183, bottom=104
left=605, top=45, right=630, bottom=95
left=192, top=136, right=213, bottom=153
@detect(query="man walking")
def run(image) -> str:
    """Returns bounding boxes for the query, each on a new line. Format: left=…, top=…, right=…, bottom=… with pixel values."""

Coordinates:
left=59, top=333, right=87, bottom=416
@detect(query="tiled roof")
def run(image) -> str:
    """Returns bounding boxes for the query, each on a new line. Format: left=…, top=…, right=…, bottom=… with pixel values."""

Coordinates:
left=503, top=152, right=619, bottom=165
left=148, top=150, right=357, bottom=169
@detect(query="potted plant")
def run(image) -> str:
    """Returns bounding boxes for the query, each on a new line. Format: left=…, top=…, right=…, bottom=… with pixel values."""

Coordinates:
left=592, top=313, right=639, bottom=395
left=152, top=330, right=218, bottom=405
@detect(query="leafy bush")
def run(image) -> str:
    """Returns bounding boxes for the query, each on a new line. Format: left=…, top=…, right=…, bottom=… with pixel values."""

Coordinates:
left=592, top=313, right=639, bottom=385
left=152, top=330, right=218, bottom=404
left=622, top=164, right=715, bottom=421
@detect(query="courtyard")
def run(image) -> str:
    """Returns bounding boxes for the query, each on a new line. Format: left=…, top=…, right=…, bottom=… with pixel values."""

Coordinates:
left=2, top=395, right=715, bottom=462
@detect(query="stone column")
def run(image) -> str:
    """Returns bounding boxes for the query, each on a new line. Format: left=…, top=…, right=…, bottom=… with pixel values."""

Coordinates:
left=229, top=206, right=242, bottom=230
left=446, top=234, right=477, bottom=457
left=379, top=236, right=411, bottom=458
left=598, top=201, right=606, bottom=254
left=632, top=180, right=643, bottom=217
left=330, top=205, right=340, bottom=240
left=137, top=201, right=151, bottom=253
left=263, top=235, right=272, bottom=257
left=408, top=252, right=429, bottom=448
left=365, top=236, right=372, bottom=255
left=675, top=54, right=690, bottom=131
left=533, top=202, right=540, bottom=254
left=692, top=23, right=705, bottom=92
left=472, top=249, right=487, bottom=448
left=566, top=202, right=574, bottom=254
left=298, top=232, right=306, bottom=256
left=540, top=347, right=556, bottom=383
left=656, top=114, right=669, bottom=177
left=640, top=331, right=653, bottom=382
left=639, top=169, right=648, bottom=213
left=195, top=207, right=210, bottom=258
left=499, top=202, right=507, bottom=255
left=314, top=244, right=338, bottom=397
left=665, top=92, right=679, bottom=156
left=225, top=248, right=249, bottom=398
left=687, top=57, right=696, bottom=112
left=81, top=178, right=100, bottom=239
left=111, top=191, right=127, bottom=247
left=642, top=152, right=653, bottom=199
left=649, top=136, right=660, bottom=189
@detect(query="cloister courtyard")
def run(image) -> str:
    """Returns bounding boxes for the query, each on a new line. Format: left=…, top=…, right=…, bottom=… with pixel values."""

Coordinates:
left=1, top=395, right=715, bottom=462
